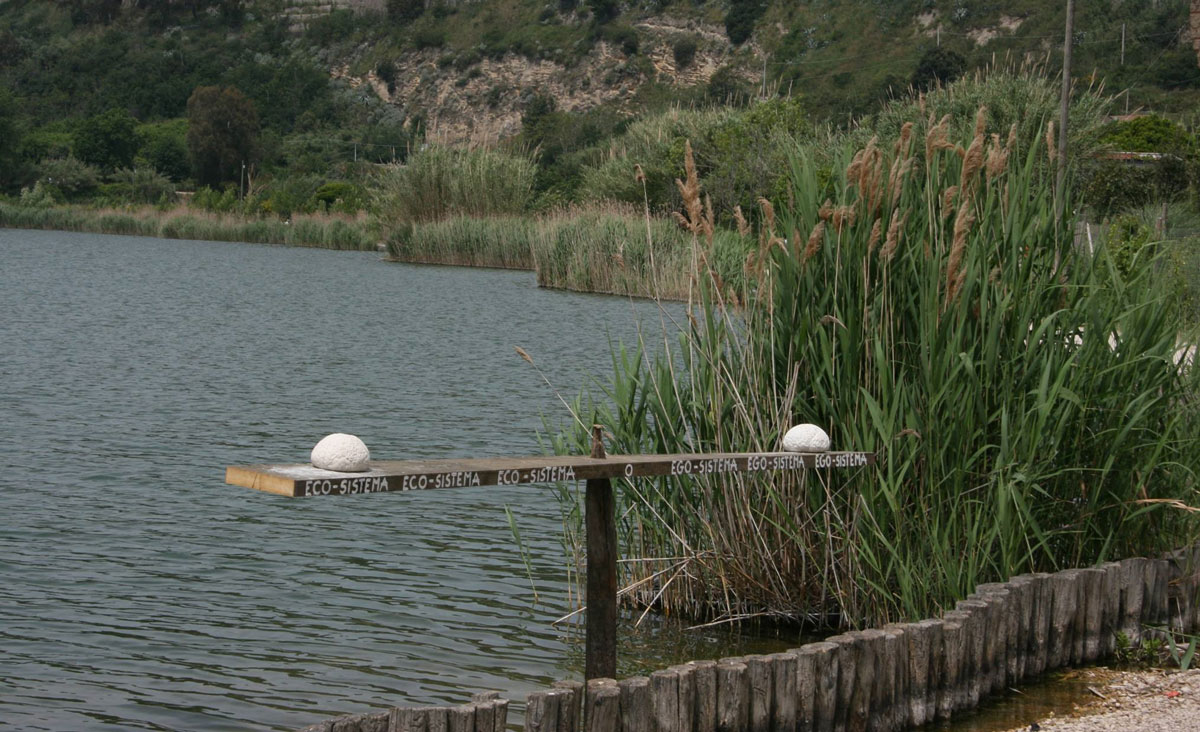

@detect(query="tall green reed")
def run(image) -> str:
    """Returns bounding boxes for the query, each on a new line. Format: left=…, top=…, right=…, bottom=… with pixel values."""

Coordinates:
left=557, top=105, right=1200, bottom=628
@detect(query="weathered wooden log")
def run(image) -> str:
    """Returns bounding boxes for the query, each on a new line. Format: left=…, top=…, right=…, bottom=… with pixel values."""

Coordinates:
left=825, top=634, right=857, bottom=732
left=1048, top=569, right=1080, bottom=669
left=652, top=669, right=681, bottom=732
left=952, top=600, right=986, bottom=707
left=767, top=652, right=798, bottom=732
left=1079, top=567, right=1106, bottom=663
left=846, top=630, right=879, bottom=732
left=938, top=612, right=967, bottom=718
left=1006, top=575, right=1037, bottom=682
left=552, top=681, right=582, bottom=732
left=477, top=699, right=506, bottom=732
left=878, top=626, right=906, bottom=732
left=1027, top=573, right=1053, bottom=677
left=391, top=707, right=429, bottom=732
left=330, top=710, right=389, bottom=732
left=446, top=705, right=475, bottom=732
left=526, top=691, right=560, bottom=732
left=970, top=585, right=1008, bottom=694
left=619, top=676, right=653, bottom=732
left=716, top=659, right=750, bottom=732
left=1149, top=558, right=1171, bottom=629
left=669, top=664, right=697, bottom=732
left=298, top=722, right=332, bottom=732
left=798, top=642, right=838, bottom=732
left=585, top=680, right=621, bottom=732
left=890, top=619, right=937, bottom=727
left=690, top=660, right=718, bottom=732
left=1120, top=557, right=1147, bottom=645
left=745, top=655, right=772, bottom=732
left=427, top=708, right=449, bottom=732
left=1099, top=563, right=1122, bottom=659
left=791, top=646, right=818, bottom=732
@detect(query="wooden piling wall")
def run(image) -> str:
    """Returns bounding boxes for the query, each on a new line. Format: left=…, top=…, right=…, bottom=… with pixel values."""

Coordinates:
left=298, top=546, right=1200, bottom=732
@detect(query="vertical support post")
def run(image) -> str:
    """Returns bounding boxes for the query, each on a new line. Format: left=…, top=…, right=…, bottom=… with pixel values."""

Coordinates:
left=586, top=425, right=617, bottom=681
left=1055, top=0, right=1075, bottom=220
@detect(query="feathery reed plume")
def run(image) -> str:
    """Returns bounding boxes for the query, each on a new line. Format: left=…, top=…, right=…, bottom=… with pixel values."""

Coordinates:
left=880, top=207, right=905, bottom=261
left=791, top=227, right=802, bottom=258
left=894, top=121, right=915, bottom=160
left=945, top=198, right=975, bottom=305
left=1045, top=121, right=1057, bottom=164
left=831, top=205, right=856, bottom=234
left=634, top=163, right=646, bottom=184
left=925, top=114, right=953, bottom=161
left=758, top=197, right=776, bottom=235
left=867, top=217, right=882, bottom=254
left=973, top=106, right=988, bottom=139
left=803, top=220, right=825, bottom=263
left=942, top=185, right=959, bottom=211
left=514, top=345, right=535, bottom=364
left=959, top=114, right=986, bottom=192
left=818, top=199, right=834, bottom=222
left=675, top=140, right=710, bottom=236
left=984, top=133, right=1009, bottom=180
left=733, top=205, right=750, bottom=236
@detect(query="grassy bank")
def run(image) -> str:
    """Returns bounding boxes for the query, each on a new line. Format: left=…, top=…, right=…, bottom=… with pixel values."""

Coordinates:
left=553, top=90, right=1200, bottom=629
left=0, top=202, right=375, bottom=250
left=383, top=205, right=752, bottom=300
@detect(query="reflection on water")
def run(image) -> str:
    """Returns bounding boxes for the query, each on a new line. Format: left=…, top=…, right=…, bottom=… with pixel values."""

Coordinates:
left=0, top=230, right=792, bottom=731
left=935, top=668, right=1110, bottom=732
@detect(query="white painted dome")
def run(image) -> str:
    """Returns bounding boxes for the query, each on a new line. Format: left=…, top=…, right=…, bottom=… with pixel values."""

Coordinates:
left=781, top=424, right=831, bottom=453
left=311, top=433, right=371, bottom=472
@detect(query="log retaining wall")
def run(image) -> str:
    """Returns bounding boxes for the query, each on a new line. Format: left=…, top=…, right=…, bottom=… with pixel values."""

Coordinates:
left=302, top=547, right=1200, bottom=732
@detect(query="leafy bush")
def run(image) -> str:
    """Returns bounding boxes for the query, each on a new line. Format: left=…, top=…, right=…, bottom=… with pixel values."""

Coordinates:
left=724, top=0, right=766, bottom=45
left=102, top=167, right=178, bottom=205
left=35, top=156, right=100, bottom=199
left=1100, top=115, right=1195, bottom=154
left=19, top=180, right=61, bottom=207
left=135, top=119, right=190, bottom=182
left=672, top=37, right=698, bottom=69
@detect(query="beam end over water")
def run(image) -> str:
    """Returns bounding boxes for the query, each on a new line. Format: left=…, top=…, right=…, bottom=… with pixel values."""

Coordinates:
left=224, top=451, right=875, bottom=498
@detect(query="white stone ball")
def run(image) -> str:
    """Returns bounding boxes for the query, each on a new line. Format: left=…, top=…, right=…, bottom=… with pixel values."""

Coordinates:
left=781, top=423, right=831, bottom=453
left=311, top=433, right=371, bottom=472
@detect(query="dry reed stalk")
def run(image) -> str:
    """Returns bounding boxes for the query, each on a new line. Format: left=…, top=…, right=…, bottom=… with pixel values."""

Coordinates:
left=1045, top=121, right=1057, bottom=164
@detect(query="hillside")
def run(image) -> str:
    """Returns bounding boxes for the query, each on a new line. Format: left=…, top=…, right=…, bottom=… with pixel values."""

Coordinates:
left=0, top=0, right=1197, bottom=196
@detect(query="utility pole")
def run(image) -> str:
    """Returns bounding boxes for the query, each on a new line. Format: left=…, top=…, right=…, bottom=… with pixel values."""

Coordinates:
left=1056, top=0, right=1075, bottom=220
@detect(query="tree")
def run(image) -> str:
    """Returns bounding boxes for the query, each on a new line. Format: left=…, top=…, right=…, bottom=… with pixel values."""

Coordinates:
left=911, top=48, right=966, bottom=91
left=186, top=86, right=260, bottom=187
left=724, top=0, right=766, bottom=45
left=387, top=0, right=424, bottom=22
left=73, top=107, right=138, bottom=172
left=0, top=89, right=22, bottom=190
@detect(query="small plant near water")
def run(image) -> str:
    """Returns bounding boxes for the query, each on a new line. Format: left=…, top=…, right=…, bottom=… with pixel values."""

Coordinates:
left=1113, top=629, right=1199, bottom=671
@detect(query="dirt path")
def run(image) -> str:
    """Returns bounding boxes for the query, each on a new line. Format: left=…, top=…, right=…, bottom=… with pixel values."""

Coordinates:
left=1000, top=668, right=1200, bottom=732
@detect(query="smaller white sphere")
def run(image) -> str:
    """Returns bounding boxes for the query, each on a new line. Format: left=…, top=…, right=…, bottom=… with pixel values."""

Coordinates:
left=781, top=424, right=831, bottom=453
left=311, top=433, right=371, bottom=472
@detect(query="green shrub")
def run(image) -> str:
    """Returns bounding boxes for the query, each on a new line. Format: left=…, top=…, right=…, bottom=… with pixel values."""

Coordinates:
left=672, top=37, right=698, bottom=69
left=35, top=156, right=100, bottom=200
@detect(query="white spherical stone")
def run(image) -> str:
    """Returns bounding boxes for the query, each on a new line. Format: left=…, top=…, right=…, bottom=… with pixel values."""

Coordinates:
left=311, top=433, right=371, bottom=472
left=781, top=423, right=831, bottom=453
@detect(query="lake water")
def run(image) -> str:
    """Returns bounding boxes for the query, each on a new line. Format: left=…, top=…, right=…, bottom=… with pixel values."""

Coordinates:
left=0, top=229, right=795, bottom=731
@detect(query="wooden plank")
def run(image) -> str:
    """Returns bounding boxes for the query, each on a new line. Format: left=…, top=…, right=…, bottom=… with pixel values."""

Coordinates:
left=225, top=451, right=875, bottom=498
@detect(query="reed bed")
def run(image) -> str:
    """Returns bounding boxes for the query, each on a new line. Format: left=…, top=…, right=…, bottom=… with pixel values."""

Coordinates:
left=386, top=215, right=536, bottom=269
left=555, top=104, right=1200, bottom=629
left=373, top=144, right=536, bottom=225
left=529, top=205, right=750, bottom=300
left=0, top=202, right=373, bottom=250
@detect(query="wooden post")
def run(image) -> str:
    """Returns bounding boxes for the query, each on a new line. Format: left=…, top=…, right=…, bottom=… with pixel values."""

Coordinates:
left=586, top=425, right=618, bottom=681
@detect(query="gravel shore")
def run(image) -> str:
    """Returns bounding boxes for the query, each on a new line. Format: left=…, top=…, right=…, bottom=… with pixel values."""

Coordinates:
left=1000, top=668, right=1200, bottom=732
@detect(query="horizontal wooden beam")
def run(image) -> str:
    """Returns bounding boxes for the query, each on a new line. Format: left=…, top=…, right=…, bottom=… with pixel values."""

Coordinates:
left=225, top=451, right=874, bottom=498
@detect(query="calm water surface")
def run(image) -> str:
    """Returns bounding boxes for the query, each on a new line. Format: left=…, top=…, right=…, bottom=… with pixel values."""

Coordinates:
left=0, top=229, right=800, bottom=731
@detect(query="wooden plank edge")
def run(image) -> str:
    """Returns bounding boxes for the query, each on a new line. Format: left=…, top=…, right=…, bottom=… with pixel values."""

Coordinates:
left=225, top=465, right=298, bottom=497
